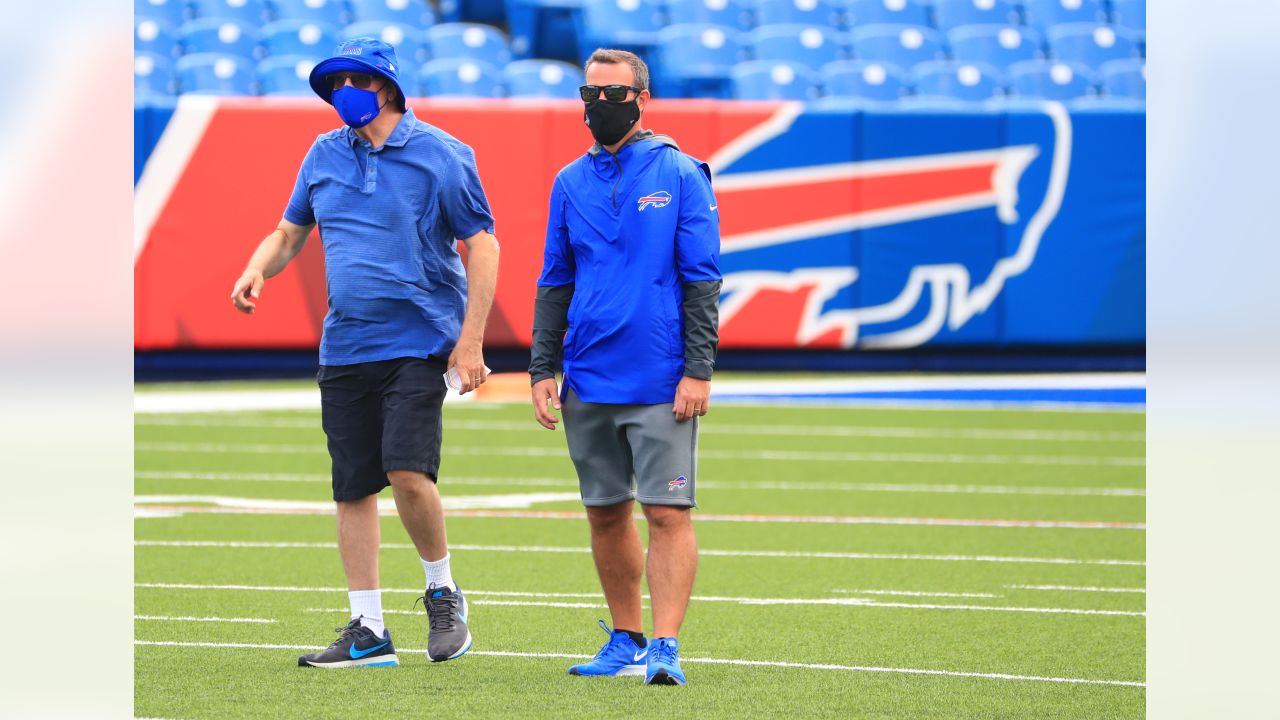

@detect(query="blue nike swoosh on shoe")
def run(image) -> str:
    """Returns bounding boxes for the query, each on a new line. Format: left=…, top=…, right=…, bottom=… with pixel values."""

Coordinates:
left=349, top=641, right=389, bottom=659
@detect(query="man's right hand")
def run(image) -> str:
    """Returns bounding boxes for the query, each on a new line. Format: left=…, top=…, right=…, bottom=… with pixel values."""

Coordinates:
left=231, top=271, right=265, bottom=314
left=531, top=377, right=561, bottom=430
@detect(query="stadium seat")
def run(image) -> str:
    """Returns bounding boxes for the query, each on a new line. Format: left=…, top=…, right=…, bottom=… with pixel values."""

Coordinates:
left=257, top=55, right=320, bottom=94
left=947, top=24, right=1044, bottom=70
left=340, top=21, right=429, bottom=64
left=655, top=24, right=748, bottom=98
left=135, top=52, right=179, bottom=96
left=439, top=0, right=507, bottom=24
left=136, top=18, right=183, bottom=59
left=754, top=0, right=842, bottom=29
left=848, top=24, right=944, bottom=68
left=577, top=0, right=667, bottom=61
left=179, top=19, right=264, bottom=61
left=1019, top=0, right=1105, bottom=32
left=666, top=0, right=753, bottom=31
left=930, top=0, right=1019, bottom=32
left=426, top=23, right=513, bottom=65
left=1046, top=22, right=1139, bottom=71
left=1110, top=0, right=1145, bottom=32
left=841, top=0, right=929, bottom=28
left=911, top=60, right=1004, bottom=102
left=189, top=0, right=273, bottom=24
left=503, top=59, right=584, bottom=97
left=820, top=59, right=906, bottom=101
left=731, top=60, right=818, bottom=99
left=418, top=58, right=505, bottom=97
left=504, top=0, right=581, bottom=61
left=136, top=0, right=191, bottom=26
left=1007, top=58, right=1094, bottom=100
left=1099, top=57, right=1144, bottom=100
left=260, top=20, right=340, bottom=57
left=269, top=0, right=352, bottom=27
left=176, top=52, right=258, bottom=94
left=750, top=24, right=846, bottom=70
left=347, top=0, right=437, bottom=27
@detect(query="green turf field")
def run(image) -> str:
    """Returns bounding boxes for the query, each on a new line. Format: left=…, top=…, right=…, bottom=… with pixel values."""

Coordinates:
left=134, top=382, right=1145, bottom=719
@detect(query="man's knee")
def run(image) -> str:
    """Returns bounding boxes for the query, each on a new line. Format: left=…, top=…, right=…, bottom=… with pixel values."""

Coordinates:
left=586, top=502, right=633, bottom=531
left=387, top=469, right=433, bottom=491
left=642, top=504, right=691, bottom=531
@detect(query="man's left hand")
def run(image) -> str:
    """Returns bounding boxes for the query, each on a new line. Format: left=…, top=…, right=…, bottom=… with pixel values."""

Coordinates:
left=673, top=377, right=710, bottom=422
left=447, top=338, right=487, bottom=394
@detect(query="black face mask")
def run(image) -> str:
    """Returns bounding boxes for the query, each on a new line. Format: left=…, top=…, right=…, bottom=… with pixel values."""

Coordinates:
left=584, top=98, right=641, bottom=147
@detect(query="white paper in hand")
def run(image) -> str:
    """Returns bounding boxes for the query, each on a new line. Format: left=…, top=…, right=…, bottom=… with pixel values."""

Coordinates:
left=444, top=365, right=492, bottom=392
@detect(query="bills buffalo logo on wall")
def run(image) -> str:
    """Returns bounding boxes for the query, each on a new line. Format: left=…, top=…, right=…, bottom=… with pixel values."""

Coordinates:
left=637, top=190, right=672, bottom=211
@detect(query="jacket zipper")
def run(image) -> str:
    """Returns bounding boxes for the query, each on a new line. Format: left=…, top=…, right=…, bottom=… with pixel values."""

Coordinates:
left=611, top=152, right=623, bottom=209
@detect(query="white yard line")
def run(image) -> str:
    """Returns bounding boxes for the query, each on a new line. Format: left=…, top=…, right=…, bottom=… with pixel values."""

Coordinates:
left=1008, top=585, right=1146, bottom=594
left=132, top=640, right=1145, bottom=687
left=832, top=589, right=997, bottom=599
left=134, top=615, right=276, bottom=624
left=134, top=442, right=1145, bottom=467
left=135, top=415, right=1145, bottom=443
left=133, top=541, right=1146, bottom=566
left=134, top=470, right=1145, bottom=498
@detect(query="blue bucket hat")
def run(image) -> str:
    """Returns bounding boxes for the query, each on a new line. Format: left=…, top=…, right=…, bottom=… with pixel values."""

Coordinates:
left=309, top=36, right=406, bottom=111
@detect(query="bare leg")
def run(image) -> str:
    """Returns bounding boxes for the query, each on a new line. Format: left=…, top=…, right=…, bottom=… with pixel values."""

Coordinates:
left=337, top=495, right=381, bottom=590
left=587, top=501, right=645, bottom=632
left=387, top=470, right=449, bottom=562
left=642, top=505, right=697, bottom=638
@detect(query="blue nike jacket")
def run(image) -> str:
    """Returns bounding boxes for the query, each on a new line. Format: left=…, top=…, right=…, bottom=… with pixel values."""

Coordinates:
left=537, top=132, right=721, bottom=404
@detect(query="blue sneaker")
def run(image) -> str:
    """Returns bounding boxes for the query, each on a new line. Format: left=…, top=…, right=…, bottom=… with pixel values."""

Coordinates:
left=568, top=620, right=649, bottom=677
left=645, top=637, right=686, bottom=685
left=297, top=617, right=399, bottom=668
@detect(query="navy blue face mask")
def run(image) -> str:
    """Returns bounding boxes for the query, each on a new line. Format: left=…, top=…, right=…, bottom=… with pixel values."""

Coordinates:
left=332, top=86, right=388, bottom=129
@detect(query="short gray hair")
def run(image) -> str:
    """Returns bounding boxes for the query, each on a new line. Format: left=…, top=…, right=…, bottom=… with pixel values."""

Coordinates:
left=584, top=48, right=650, bottom=92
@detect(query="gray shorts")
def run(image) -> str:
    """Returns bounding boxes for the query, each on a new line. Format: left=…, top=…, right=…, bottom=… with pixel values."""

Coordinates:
left=562, top=387, right=698, bottom=508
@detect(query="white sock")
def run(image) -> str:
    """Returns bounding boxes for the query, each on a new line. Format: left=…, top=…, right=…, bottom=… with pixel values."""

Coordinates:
left=349, top=589, right=386, bottom=638
left=423, top=553, right=456, bottom=591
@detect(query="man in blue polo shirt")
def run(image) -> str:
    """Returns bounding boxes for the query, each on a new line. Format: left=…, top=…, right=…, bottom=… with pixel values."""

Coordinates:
left=528, top=49, right=722, bottom=686
left=230, top=37, right=499, bottom=668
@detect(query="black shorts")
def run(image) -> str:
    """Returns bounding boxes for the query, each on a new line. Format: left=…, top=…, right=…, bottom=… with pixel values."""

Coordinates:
left=318, top=356, right=447, bottom=501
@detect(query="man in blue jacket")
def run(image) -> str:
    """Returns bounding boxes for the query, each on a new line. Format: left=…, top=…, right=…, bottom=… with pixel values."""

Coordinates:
left=529, top=49, right=722, bottom=686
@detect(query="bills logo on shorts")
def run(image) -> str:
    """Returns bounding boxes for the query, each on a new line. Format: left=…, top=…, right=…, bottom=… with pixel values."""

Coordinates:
left=668, top=475, right=688, bottom=491
left=638, top=191, right=672, bottom=212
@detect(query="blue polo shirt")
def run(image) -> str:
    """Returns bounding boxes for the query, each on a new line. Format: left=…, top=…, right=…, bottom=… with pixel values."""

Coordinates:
left=538, top=135, right=721, bottom=404
left=284, top=109, right=495, bottom=366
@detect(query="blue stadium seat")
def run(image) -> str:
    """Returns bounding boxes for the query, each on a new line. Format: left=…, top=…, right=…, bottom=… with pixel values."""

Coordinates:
left=176, top=53, right=258, bottom=94
left=340, top=21, right=429, bottom=64
left=269, top=0, right=351, bottom=26
left=930, top=0, right=1019, bottom=32
left=820, top=59, right=905, bottom=101
left=841, top=0, right=929, bottom=28
left=1007, top=59, right=1094, bottom=100
left=731, top=60, right=818, bottom=99
left=666, top=0, right=753, bottom=31
left=136, top=18, right=183, bottom=59
left=655, top=24, right=748, bottom=98
left=1019, top=0, right=1105, bottom=32
left=750, top=24, right=846, bottom=69
left=179, top=19, right=263, bottom=60
left=1046, top=22, right=1139, bottom=71
left=503, top=59, right=584, bottom=98
left=911, top=60, right=1004, bottom=101
left=189, top=0, right=273, bottom=24
left=261, top=20, right=340, bottom=57
left=849, top=24, right=944, bottom=68
left=439, top=0, right=507, bottom=24
left=947, top=24, right=1044, bottom=69
left=1110, top=0, right=1145, bottom=32
left=504, top=0, right=581, bottom=61
left=426, top=23, right=513, bottom=65
left=577, top=0, right=667, bottom=60
left=1099, top=57, right=1144, bottom=100
left=418, top=58, right=505, bottom=96
left=754, top=0, right=842, bottom=29
left=257, top=55, right=320, bottom=94
left=135, top=52, right=179, bottom=96
left=347, top=0, right=437, bottom=26
left=136, top=0, right=191, bottom=26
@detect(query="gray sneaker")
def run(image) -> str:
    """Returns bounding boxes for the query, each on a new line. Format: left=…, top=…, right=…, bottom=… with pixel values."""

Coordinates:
left=422, top=584, right=472, bottom=662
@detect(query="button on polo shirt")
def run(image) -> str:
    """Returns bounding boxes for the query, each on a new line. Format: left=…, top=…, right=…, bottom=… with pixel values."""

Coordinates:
left=285, top=109, right=495, bottom=366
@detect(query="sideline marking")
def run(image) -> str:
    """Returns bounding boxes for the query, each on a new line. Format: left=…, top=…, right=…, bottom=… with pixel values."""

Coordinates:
left=301, top=599, right=1139, bottom=617
left=133, top=541, right=1146, bottom=566
left=134, top=615, right=275, bottom=624
left=133, top=640, right=1145, bottom=688
left=1009, top=585, right=1146, bottom=594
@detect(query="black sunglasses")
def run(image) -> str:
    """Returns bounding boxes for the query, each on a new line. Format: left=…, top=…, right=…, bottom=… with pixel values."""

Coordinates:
left=328, top=72, right=378, bottom=91
left=579, top=84, right=643, bottom=103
